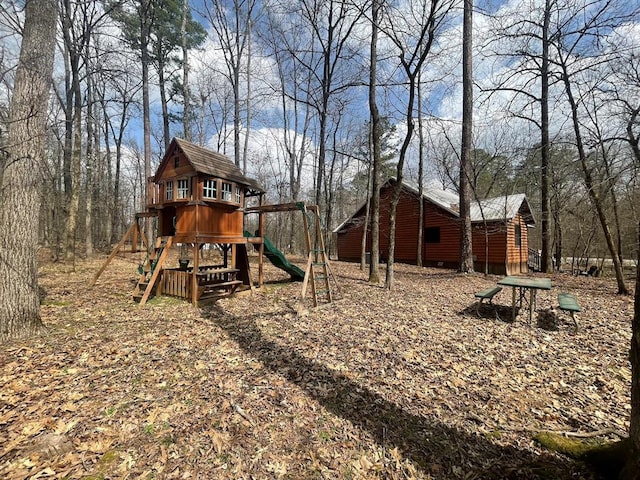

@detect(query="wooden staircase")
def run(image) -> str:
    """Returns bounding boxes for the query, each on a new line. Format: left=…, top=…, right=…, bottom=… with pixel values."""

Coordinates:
left=133, top=236, right=173, bottom=306
left=300, top=205, right=335, bottom=308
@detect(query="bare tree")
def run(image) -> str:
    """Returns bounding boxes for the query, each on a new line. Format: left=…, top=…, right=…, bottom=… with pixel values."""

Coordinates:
left=368, top=0, right=382, bottom=283
left=381, top=0, right=455, bottom=289
left=201, top=0, right=257, bottom=172
left=552, top=0, right=630, bottom=294
left=459, top=0, right=474, bottom=273
left=0, top=0, right=57, bottom=340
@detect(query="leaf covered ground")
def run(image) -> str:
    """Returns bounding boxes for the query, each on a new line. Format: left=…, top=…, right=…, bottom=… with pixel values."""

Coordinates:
left=0, top=252, right=635, bottom=479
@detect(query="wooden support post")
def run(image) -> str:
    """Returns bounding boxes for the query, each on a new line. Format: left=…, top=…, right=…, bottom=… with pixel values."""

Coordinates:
left=258, top=211, right=265, bottom=288
left=192, top=242, right=200, bottom=306
left=139, top=237, right=173, bottom=306
left=131, top=222, right=139, bottom=253
left=231, top=244, right=237, bottom=269
left=90, top=222, right=140, bottom=287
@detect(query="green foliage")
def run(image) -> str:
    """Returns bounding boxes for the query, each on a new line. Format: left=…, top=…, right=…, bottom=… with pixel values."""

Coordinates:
left=108, top=0, right=206, bottom=123
left=471, top=148, right=513, bottom=198
left=109, top=0, right=205, bottom=58
left=349, top=117, right=398, bottom=199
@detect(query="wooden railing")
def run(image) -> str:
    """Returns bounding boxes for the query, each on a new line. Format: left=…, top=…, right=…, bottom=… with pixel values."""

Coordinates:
left=146, top=177, right=161, bottom=208
left=160, top=267, right=241, bottom=301
left=161, top=269, right=191, bottom=298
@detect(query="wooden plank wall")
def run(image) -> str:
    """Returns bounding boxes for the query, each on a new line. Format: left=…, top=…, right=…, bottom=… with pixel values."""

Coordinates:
left=336, top=185, right=530, bottom=275
left=162, top=270, right=190, bottom=298
left=505, top=213, right=528, bottom=274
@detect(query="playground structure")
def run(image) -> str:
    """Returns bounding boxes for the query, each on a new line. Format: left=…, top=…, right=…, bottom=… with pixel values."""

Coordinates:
left=91, top=138, right=336, bottom=309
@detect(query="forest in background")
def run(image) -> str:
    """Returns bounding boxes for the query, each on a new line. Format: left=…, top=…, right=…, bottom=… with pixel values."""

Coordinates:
left=1, top=0, right=640, bottom=476
left=0, top=0, right=638, bottom=275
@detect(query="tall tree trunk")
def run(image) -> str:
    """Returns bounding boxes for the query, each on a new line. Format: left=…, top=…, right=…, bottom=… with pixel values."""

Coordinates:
left=181, top=0, right=192, bottom=141
left=540, top=0, right=551, bottom=273
left=158, top=57, right=171, bottom=150
left=417, top=77, right=425, bottom=267
left=459, top=0, right=474, bottom=273
left=361, top=155, right=373, bottom=271
left=368, top=0, right=381, bottom=284
left=141, top=0, right=153, bottom=243
left=85, top=75, right=95, bottom=257
left=64, top=55, right=83, bottom=263
left=621, top=221, right=640, bottom=479
left=242, top=21, right=251, bottom=175
left=0, top=0, right=57, bottom=341
left=233, top=63, right=241, bottom=168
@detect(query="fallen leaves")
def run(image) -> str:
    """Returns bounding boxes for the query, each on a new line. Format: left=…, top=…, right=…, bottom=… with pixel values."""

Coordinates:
left=0, top=255, right=634, bottom=479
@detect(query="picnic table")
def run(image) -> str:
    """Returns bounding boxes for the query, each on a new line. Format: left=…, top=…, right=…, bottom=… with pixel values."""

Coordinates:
left=497, top=276, right=552, bottom=324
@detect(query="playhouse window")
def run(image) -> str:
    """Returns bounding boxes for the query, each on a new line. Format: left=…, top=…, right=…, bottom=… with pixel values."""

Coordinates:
left=166, top=181, right=173, bottom=200
left=177, top=179, right=189, bottom=199
left=424, top=227, right=441, bottom=243
left=221, top=182, right=232, bottom=201
left=235, top=186, right=242, bottom=203
left=203, top=179, right=217, bottom=199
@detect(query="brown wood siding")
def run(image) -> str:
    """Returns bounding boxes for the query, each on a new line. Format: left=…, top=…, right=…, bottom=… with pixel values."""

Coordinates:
left=336, top=226, right=364, bottom=261
left=198, top=204, right=244, bottom=238
left=422, top=202, right=460, bottom=265
left=175, top=205, right=196, bottom=234
left=336, top=183, right=527, bottom=275
left=505, top=213, right=528, bottom=274
left=156, top=151, right=195, bottom=180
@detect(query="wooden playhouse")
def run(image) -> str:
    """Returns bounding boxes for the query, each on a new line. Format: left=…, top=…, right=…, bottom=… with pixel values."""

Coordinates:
left=92, top=138, right=334, bottom=308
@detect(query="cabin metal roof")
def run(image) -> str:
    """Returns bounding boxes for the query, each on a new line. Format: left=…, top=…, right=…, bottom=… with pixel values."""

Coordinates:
left=155, top=138, right=264, bottom=193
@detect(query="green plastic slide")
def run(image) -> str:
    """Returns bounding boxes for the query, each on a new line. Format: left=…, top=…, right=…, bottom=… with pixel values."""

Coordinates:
left=244, top=231, right=305, bottom=281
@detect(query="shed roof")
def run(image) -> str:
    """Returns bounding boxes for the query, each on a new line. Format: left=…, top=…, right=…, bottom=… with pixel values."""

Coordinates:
left=333, top=178, right=535, bottom=233
left=155, top=138, right=264, bottom=193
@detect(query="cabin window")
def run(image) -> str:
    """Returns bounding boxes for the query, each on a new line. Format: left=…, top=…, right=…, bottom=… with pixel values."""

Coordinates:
left=174, top=156, right=179, bottom=168
left=203, top=179, right=217, bottom=199
left=424, top=227, right=440, bottom=243
left=221, top=182, right=233, bottom=201
left=235, top=186, right=242, bottom=203
left=177, top=178, right=189, bottom=199
left=166, top=181, right=173, bottom=200
left=515, top=224, right=522, bottom=247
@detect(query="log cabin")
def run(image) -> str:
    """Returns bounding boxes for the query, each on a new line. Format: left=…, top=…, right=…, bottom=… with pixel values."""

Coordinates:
left=334, top=179, right=535, bottom=275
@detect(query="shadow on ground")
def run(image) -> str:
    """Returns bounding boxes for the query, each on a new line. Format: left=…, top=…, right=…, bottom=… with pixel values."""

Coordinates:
left=459, top=303, right=516, bottom=324
left=202, top=304, right=594, bottom=479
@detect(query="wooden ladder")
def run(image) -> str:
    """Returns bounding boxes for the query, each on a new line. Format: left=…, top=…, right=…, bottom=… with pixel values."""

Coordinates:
left=133, top=236, right=173, bottom=306
left=300, top=205, right=334, bottom=308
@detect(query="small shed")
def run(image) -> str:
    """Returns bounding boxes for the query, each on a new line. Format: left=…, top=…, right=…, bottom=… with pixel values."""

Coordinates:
left=334, top=179, right=535, bottom=275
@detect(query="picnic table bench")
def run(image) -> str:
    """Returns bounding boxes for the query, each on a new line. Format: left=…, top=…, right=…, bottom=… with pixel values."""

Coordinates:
left=558, top=292, right=580, bottom=331
left=474, top=286, right=502, bottom=318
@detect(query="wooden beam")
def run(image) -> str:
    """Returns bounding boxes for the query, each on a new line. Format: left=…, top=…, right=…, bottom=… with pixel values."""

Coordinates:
left=90, top=222, right=140, bottom=287
left=244, top=202, right=309, bottom=214
left=192, top=242, right=200, bottom=306
left=139, top=237, right=173, bottom=306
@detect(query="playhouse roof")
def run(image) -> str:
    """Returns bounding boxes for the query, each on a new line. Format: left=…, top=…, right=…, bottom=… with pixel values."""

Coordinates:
left=155, top=138, right=264, bottom=194
left=333, top=178, right=535, bottom=233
